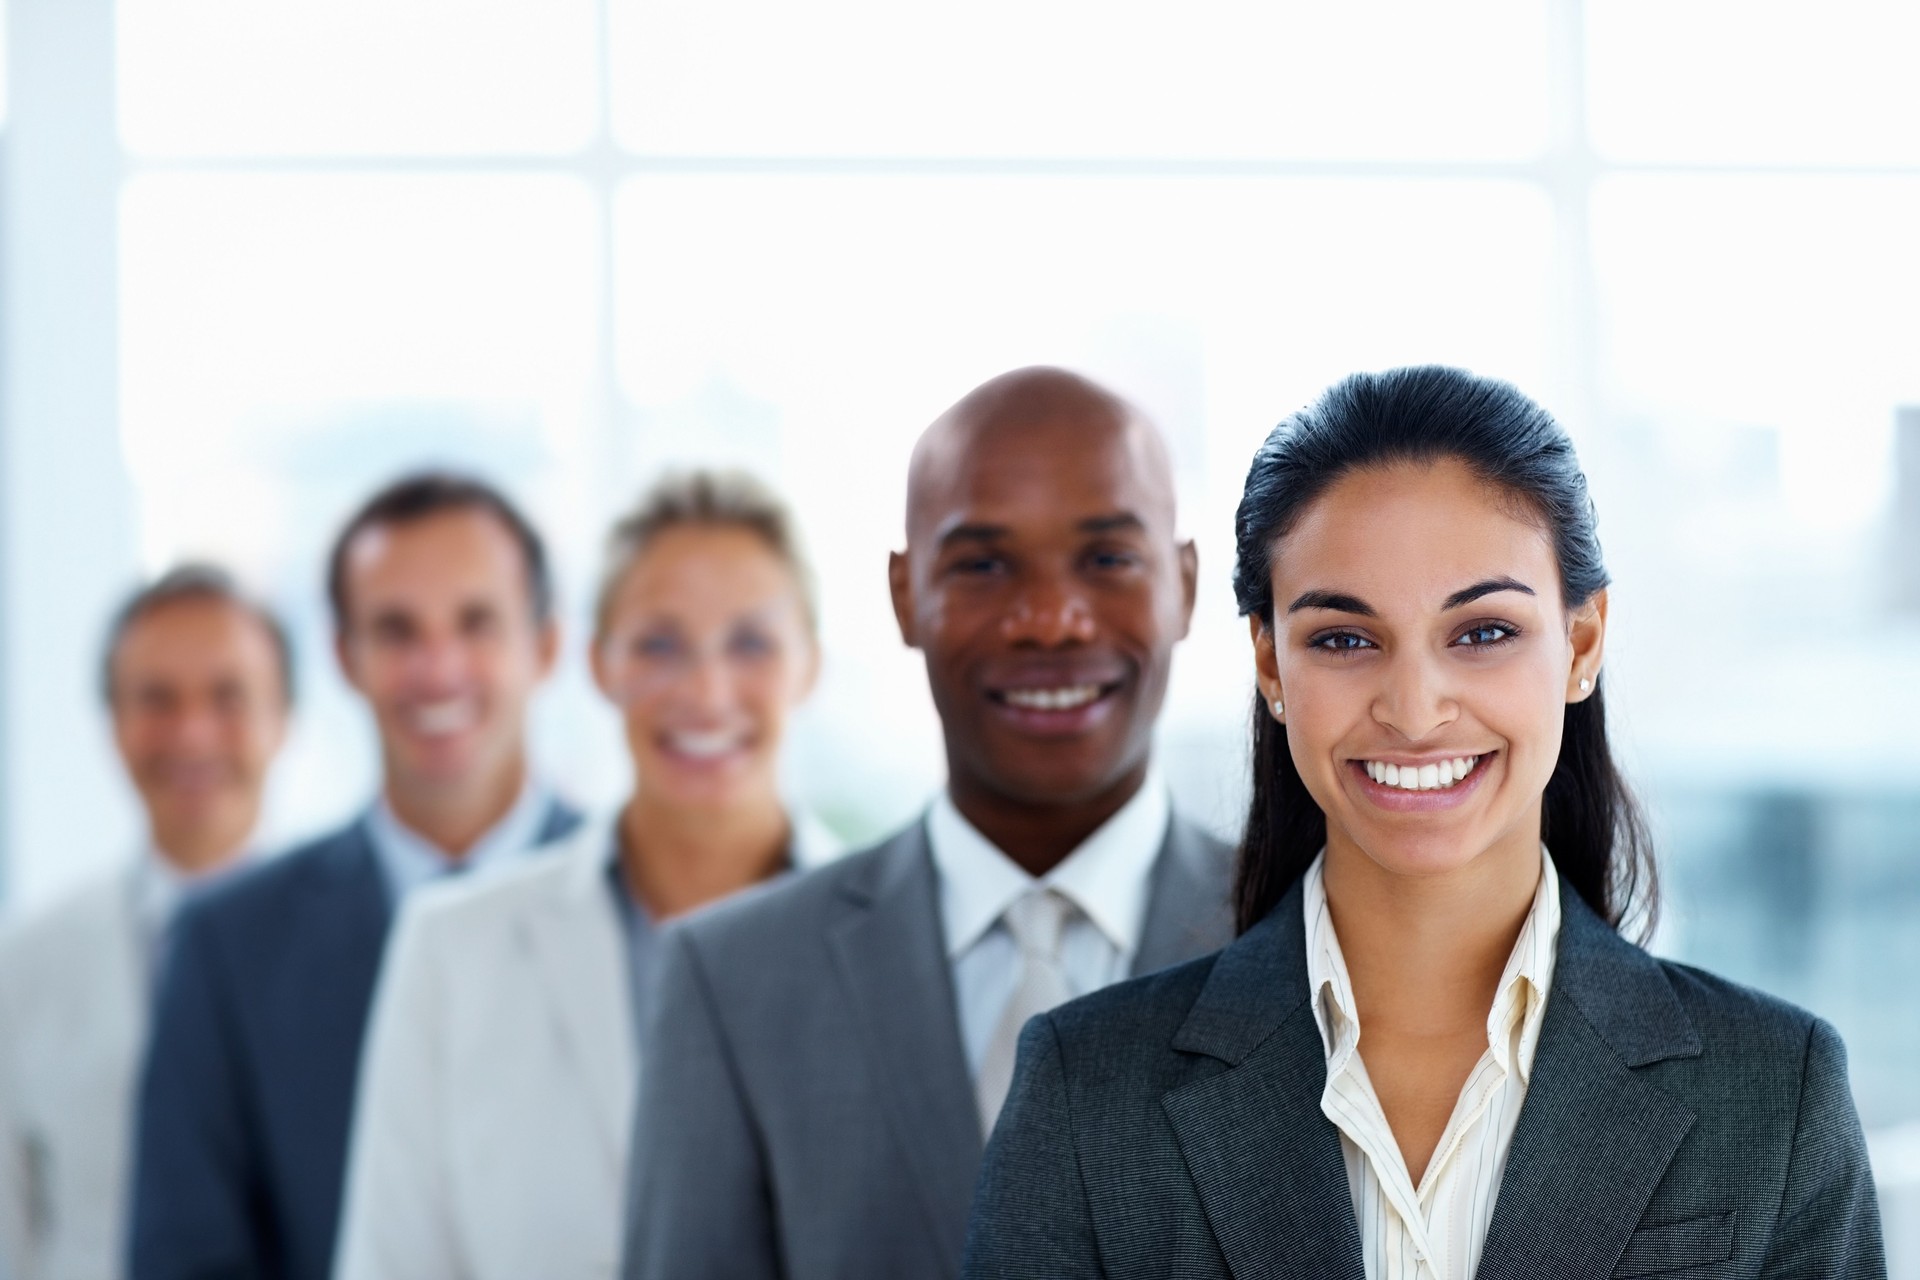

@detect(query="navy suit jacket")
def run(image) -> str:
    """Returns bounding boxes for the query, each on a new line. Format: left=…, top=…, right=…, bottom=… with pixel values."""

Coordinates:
left=129, top=801, right=581, bottom=1280
left=964, top=875, right=1885, bottom=1279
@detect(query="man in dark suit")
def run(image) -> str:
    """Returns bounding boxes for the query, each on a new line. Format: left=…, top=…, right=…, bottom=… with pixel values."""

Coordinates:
left=623, top=367, right=1236, bottom=1280
left=129, top=473, right=583, bottom=1280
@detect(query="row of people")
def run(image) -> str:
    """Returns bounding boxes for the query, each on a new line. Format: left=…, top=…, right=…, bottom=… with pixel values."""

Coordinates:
left=0, top=364, right=1886, bottom=1280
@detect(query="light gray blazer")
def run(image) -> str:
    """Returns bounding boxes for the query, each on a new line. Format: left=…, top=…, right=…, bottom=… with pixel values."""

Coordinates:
left=621, top=813, right=1234, bottom=1280
left=963, top=874, right=1885, bottom=1279
left=0, top=866, right=146, bottom=1280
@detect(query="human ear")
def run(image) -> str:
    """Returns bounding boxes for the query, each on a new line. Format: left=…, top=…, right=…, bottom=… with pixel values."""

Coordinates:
left=793, top=634, right=823, bottom=703
left=333, top=629, right=366, bottom=696
left=1249, top=613, right=1284, bottom=718
left=887, top=550, right=918, bottom=649
left=534, top=618, right=561, bottom=680
left=1174, top=539, right=1199, bottom=640
left=1565, top=588, right=1608, bottom=701
left=588, top=634, right=616, bottom=702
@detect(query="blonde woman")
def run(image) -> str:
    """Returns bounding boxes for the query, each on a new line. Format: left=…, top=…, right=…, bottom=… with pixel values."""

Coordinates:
left=333, top=471, right=836, bottom=1280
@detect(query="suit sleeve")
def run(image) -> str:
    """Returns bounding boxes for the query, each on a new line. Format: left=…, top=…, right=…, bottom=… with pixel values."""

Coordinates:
left=963, top=1014, right=1105, bottom=1280
left=0, top=966, right=32, bottom=1280
left=622, top=925, right=781, bottom=1280
left=331, top=905, right=462, bottom=1280
left=128, top=906, right=266, bottom=1280
left=1759, top=1018, right=1887, bottom=1278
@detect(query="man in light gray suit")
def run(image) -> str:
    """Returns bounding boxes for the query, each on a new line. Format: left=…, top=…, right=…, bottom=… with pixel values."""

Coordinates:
left=622, top=367, right=1236, bottom=1280
left=0, top=566, right=292, bottom=1280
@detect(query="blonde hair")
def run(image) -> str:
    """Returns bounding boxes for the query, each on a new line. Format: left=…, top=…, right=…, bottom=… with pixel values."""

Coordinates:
left=594, top=470, right=818, bottom=642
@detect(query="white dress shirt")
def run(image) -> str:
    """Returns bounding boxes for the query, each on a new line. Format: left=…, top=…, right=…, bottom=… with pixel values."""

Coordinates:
left=928, top=778, right=1171, bottom=1078
left=1303, top=846, right=1562, bottom=1280
left=365, top=778, right=552, bottom=902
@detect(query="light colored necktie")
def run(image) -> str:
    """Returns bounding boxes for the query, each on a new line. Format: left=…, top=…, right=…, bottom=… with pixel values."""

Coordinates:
left=975, top=888, right=1075, bottom=1134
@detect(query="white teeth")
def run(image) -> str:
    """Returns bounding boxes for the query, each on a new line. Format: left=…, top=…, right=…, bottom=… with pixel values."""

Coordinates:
left=1003, top=685, right=1101, bottom=711
left=668, top=730, right=746, bottom=759
left=410, top=699, right=477, bottom=736
left=1363, top=755, right=1481, bottom=792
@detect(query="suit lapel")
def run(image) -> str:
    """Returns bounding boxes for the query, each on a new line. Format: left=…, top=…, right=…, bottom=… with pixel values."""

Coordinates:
left=1133, top=815, right=1235, bottom=978
left=1476, top=884, right=1701, bottom=1277
left=1160, top=884, right=1365, bottom=1279
left=520, top=827, right=635, bottom=1171
left=827, top=824, right=981, bottom=1280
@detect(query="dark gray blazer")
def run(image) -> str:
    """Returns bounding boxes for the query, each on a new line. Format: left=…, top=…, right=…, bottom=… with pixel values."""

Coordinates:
left=129, top=801, right=581, bottom=1280
left=622, top=812, right=1234, bottom=1280
left=963, top=874, right=1885, bottom=1279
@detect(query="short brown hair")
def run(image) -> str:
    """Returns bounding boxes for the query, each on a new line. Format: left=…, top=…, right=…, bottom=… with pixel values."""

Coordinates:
left=594, top=470, right=817, bottom=641
left=326, top=471, right=553, bottom=631
left=101, top=564, right=294, bottom=706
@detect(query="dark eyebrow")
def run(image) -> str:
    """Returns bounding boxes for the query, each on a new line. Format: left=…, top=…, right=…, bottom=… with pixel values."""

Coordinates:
left=1287, top=590, right=1376, bottom=617
left=1441, top=577, right=1535, bottom=611
left=1078, top=513, right=1146, bottom=535
left=936, top=523, right=1010, bottom=550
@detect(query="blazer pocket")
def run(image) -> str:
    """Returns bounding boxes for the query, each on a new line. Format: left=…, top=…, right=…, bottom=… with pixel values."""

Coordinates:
left=1612, top=1211, right=1736, bottom=1277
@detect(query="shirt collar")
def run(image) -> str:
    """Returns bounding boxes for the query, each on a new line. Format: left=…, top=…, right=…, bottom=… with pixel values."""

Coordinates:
left=136, top=840, right=254, bottom=934
left=366, top=776, right=551, bottom=903
left=928, top=773, right=1171, bottom=960
left=1303, top=844, right=1562, bottom=1085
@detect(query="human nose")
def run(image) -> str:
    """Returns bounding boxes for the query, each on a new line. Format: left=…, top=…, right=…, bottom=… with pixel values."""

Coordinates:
left=998, top=576, right=1097, bottom=647
left=681, top=647, right=735, bottom=712
left=407, top=630, right=470, bottom=689
left=1370, top=650, right=1458, bottom=742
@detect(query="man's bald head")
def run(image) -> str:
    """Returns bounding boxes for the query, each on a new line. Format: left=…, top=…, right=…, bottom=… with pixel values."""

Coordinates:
left=905, top=366, right=1178, bottom=546
left=889, top=366, right=1199, bottom=869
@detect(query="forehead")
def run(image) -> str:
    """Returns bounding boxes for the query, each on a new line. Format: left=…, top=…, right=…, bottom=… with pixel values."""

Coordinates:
left=613, top=525, right=802, bottom=616
left=345, top=508, right=529, bottom=603
left=913, top=414, right=1170, bottom=540
left=117, top=598, right=277, bottom=675
left=1275, top=459, right=1560, bottom=608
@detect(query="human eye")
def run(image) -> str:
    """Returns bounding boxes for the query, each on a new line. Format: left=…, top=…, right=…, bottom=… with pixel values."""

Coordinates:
left=728, top=628, right=776, bottom=660
left=947, top=553, right=1006, bottom=577
left=1308, top=630, right=1375, bottom=655
left=632, top=631, right=683, bottom=660
left=1452, top=621, right=1522, bottom=649
left=1084, top=542, right=1144, bottom=573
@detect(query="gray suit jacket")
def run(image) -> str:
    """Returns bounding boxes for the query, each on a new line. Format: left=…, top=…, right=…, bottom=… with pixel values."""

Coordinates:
left=622, top=812, right=1234, bottom=1280
left=963, top=875, right=1885, bottom=1279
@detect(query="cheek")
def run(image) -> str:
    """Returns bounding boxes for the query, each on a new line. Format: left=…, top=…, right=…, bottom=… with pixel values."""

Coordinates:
left=1464, top=653, right=1569, bottom=769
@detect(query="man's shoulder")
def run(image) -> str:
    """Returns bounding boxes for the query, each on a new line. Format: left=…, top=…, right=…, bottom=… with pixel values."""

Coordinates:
left=400, top=821, right=606, bottom=944
left=174, top=820, right=374, bottom=944
left=671, top=826, right=922, bottom=964
left=0, top=866, right=136, bottom=1000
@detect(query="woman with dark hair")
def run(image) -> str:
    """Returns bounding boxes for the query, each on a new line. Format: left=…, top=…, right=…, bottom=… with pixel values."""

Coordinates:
left=963, top=367, right=1883, bottom=1278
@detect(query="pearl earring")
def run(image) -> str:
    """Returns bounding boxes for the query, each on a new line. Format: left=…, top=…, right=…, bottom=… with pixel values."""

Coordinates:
left=1578, top=677, right=1592, bottom=693
left=1271, top=697, right=1285, bottom=717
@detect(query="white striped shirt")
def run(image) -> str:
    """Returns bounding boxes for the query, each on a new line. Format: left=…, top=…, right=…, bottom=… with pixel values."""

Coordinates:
left=1303, top=847, right=1561, bottom=1280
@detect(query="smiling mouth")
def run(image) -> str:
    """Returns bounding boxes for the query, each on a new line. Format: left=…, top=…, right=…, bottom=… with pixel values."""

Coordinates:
left=660, top=729, right=752, bottom=760
left=1357, top=755, right=1486, bottom=792
left=993, top=683, right=1113, bottom=711
left=406, top=697, right=480, bottom=738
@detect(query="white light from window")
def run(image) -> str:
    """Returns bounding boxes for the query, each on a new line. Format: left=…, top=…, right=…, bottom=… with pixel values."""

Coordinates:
left=117, top=0, right=600, bottom=157
left=1588, top=0, right=1920, bottom=166
left=610, top=0, right=1550, bottom=162
left=1593, top=175, right=1920, bottom=530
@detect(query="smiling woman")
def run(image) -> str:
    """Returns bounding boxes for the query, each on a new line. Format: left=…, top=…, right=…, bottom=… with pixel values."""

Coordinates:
left=962, top=367, right=1886, bottom=1279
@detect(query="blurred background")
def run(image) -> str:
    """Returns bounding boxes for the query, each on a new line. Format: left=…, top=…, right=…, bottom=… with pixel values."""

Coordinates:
left=1, top=0, right=1915, bottom=1256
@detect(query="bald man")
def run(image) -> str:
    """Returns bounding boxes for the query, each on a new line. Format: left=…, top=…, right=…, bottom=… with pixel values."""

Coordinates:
left=622, top=368, right=1235, bottom=1280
